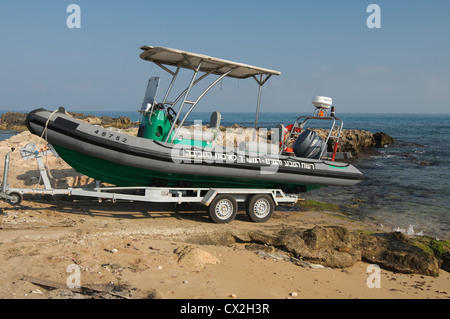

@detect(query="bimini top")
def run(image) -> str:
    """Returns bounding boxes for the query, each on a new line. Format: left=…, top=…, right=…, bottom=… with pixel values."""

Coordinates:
left=140, top=45, right=281, bottom=79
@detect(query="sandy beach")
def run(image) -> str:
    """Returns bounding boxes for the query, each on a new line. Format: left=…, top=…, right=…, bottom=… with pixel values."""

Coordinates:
left=0, top=132, right=449, bottom=300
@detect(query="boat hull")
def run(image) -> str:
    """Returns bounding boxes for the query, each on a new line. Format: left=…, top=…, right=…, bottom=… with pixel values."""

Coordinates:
left=26, top=108, right=364, bottom=192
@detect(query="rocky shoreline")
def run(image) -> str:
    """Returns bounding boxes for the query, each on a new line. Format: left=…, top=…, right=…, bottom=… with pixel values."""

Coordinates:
left=313, top=128, right=396, bottom=157
left=0, top=111, right=135, bottom=132
left=216, top=224, right=449, bottom=276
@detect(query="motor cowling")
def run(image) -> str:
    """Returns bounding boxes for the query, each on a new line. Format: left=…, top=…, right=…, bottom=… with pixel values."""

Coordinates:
left=292, top=129, right=325, bottom=159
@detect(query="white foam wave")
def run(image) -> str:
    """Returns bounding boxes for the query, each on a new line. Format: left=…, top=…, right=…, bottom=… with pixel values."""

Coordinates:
left=391, top=225, right=423, bottom=236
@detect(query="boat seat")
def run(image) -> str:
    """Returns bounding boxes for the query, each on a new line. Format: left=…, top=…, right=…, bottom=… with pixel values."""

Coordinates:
left=275, top=123, right=285, bottom=144
left=209, top=111, right=222, bottom=129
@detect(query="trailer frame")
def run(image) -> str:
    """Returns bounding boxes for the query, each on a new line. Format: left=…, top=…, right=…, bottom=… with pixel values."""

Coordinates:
left=0, top=143, right=299, bottom=224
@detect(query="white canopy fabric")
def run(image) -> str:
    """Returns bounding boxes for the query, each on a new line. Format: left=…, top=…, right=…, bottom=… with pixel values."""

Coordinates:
left=140, top=45, right=281, bottom=79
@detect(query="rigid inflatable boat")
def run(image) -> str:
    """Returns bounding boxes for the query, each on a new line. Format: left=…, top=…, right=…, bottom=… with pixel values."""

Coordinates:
left=26, top=46, right=364, bottom=193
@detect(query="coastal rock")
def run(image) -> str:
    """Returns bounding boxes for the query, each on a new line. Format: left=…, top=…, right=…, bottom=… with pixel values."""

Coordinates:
left=357, top=232, right=440, bottom=277
left=223, top=226, right=441, bottom=275
left=313, top=128, right=394, bottom=156
left=67, top=112, right=134, bottom=129
left=276, top=226, right=362, bottom=268
left=442, top=252, right=450, bottom=273
left=373, top=132, right=396, bottom=147
left=0, top=112, right=28, bottom=131
left=0, top=111, right=135, bottom=131
left=233, top=226, right=361, bottom=268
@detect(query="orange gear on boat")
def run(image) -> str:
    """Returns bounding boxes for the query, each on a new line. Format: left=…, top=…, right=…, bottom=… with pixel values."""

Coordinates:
left=280, top=124, right=302, bottom=153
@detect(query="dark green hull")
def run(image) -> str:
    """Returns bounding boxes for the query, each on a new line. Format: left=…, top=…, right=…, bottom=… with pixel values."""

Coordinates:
left=53, top=145, right=321, bottom=192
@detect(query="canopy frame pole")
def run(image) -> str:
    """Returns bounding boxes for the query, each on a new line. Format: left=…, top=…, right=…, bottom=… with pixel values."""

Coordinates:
left=164, top=58, right=202, bottom=142
left=155, top=56, right=238, bottom=143
left=253, top=75, right=263, bottom=141
left=170, top=67, right=237, bottom=143
left=161, top=64, right=181, bottom=105
left=251, top=73, right=272, bottom=141
left=166, top=66, right=225, bottom=110
left=154, top=61, right=177, bottom=76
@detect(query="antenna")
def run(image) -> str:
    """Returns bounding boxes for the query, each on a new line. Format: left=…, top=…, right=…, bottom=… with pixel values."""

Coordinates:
left=304, top=88, right=316, bottom=114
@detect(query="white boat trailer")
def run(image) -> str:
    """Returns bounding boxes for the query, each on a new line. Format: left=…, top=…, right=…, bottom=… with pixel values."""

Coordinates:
left=0, top=143, right=298, bottom=224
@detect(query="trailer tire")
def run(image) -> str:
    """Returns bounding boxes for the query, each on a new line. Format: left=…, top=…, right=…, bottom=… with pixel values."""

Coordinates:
left=209, top=195, right=237, bottom=224
left=7, top=192, right=23, bottom=206
left=246, top=194, right=274, bottom=223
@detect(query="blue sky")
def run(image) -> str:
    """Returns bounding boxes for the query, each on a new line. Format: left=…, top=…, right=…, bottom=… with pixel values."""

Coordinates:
left=1, top=0, right=449, bottom=114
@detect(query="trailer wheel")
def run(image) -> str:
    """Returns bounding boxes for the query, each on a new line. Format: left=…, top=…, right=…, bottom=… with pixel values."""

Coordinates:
left=7, top=192, right=23, bottom=206
left=209, top=195, right=238, bottom=224
left=246, top=194, right=274, bottom=223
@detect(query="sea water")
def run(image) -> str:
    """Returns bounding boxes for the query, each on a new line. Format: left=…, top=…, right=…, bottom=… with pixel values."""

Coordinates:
left=1, top=111, right=449, bottom=239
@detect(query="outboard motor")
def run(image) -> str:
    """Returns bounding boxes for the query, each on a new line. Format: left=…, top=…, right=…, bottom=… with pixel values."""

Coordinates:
left=292, top=129, right=325, bottom=159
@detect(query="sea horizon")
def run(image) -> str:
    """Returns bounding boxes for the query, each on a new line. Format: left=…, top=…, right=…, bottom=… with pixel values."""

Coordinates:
left=2, top=109, right=450, bottom=115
